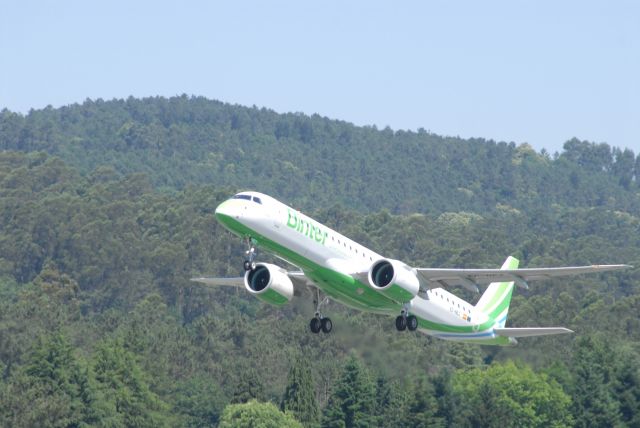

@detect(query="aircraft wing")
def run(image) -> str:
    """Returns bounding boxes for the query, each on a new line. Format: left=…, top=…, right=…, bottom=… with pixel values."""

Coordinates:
left=190, top=271, right=317, bottom=293
left=190, top=276, right=245, bottom=287
left=415, top=264, right=630, bottom=293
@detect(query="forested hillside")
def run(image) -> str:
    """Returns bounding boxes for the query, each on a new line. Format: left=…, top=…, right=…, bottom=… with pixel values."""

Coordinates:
left=1, top=97, right=639, bottom=427
left=1, top=96, right=639, bottom=214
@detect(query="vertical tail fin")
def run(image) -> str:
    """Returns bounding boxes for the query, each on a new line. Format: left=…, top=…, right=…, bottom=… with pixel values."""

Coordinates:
left=475, top=256, right=519, bottom=324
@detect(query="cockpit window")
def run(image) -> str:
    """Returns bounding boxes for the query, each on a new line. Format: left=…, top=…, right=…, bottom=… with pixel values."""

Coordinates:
left=233, top=194, right=263, bottom=204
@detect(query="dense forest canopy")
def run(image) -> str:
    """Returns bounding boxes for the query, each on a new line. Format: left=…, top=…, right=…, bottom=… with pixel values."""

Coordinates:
left=1, top=95, right=639, bottom=214
left=0, top=96, right=639, bottom=427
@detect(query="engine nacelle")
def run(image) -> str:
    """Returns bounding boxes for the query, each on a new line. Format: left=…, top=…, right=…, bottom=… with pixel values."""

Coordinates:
left=368, top=259, right=420, bottom=303
left=244, top=263, right=294, bottom=306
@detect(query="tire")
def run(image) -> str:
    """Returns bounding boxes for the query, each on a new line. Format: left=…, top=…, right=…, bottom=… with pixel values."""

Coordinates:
left=407, top=315, right=418, bottom=331
left=243, top=260, right=251, bottom=271
left=321, top=317, right=333, bottom=334
left=310, top=318, right=321, bottom=333
left=395, top=315, right=407, bottom=331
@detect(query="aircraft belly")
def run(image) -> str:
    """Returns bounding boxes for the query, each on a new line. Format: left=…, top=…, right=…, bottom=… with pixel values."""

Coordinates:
left=306, top=269, right=400, bottom=314
left=237, top=213, right=400, bottom=314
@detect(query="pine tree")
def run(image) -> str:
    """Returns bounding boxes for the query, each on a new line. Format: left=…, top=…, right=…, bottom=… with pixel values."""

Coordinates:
left=406, top=374, right=443, bottom=428
left=571, top=336, right=621, bottom=427
left=373, top=375, right=408, bottom=428
left=93, top=338, right=171, bottom=427
left=0, top=333, right=104, bottom=427
left=322, top=356, right=375, bottom=428
left=281, top=355, right=319, bottom=427
left=231, top=366, right=265, bottom=404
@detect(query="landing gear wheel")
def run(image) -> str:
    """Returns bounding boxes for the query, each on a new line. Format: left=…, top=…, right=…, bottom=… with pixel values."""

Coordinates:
left=407, top=315, right=418, bottom=331
left=321, top=318, right=333, bottom=333
left=395, top=315, right=407, bottom=331
left=243, top=260, right=252, bottom=271
left=310, top=318, right=321, bottom=334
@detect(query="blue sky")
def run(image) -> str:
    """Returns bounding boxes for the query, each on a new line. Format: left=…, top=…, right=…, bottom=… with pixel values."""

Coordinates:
left=1, top=1, right=638, bottom=154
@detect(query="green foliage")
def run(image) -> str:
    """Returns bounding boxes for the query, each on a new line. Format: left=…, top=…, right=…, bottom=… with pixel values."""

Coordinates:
left=322, top=356, right=376, bottom=428
left=373, top=376, right=409, bottom=428
left=0, top=333, right=105, bottom=428
left=282, top=355, right=320, bottom=427
left=406, top=374, right=444, bottom=428
left=219, top=400, right=303, bottom=428
left=93, top=338, right=172, bottom=427
left=569, top=336, right=622, bottom=427
left=452, top=360, right=573, bottom=428
left=0, top=97, right=639, bottom=426
left=1, top=97, right=638, bottom=215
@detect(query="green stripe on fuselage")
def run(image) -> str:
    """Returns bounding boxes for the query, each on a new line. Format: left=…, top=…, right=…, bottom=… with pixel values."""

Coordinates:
left=216, top=213, right=401, bottom=313
left=216, top=212, right=504, bottom=338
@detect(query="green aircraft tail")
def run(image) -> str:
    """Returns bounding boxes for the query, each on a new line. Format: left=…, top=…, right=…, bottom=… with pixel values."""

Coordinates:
left=475, top=256, right=519, bottom=323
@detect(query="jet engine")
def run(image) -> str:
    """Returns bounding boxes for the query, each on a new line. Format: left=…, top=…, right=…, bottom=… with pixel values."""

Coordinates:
left=368, top=259, right=420, bottom=303
left=244, top=263, right=294, bottom=306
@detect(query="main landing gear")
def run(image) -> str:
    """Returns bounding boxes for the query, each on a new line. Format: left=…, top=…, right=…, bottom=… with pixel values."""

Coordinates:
left=243, top=237, right=257, bottom=271
left=310, top=289, right=332, bottom=334
left=395, top=308, right=418, bottom=332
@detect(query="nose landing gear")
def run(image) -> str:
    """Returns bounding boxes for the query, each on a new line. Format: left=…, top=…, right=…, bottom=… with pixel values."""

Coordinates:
left=243, top=237, right=258, bottom=271
left=310, top=289, right=332, bottom=334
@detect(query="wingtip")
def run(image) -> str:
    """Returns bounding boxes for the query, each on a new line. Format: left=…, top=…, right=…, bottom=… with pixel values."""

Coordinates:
left=592, top=264, right=633, bottom=271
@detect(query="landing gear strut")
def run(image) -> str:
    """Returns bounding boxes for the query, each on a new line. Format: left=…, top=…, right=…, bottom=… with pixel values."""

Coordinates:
left=310, top=289, right=332, bottom=334
left=243, top=237, right=257, bottom=271
left=395, top=307, right=418, bottom=332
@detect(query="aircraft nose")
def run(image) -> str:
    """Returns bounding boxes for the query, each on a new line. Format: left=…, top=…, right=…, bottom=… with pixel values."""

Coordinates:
left=214, top=199, right=241, bottom=221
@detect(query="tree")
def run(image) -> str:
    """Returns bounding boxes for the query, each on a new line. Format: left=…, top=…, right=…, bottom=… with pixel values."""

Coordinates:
left=231, top=366, right=266, bottom=404
left=281, top=355, right=319, bottom=427
left=93, top=338, right=172, bottom=427
left=373, top=376, right=408, bottom=428
left=219, top=400, right=303, bottom=428
left=611, top=344, right=640, bottom=427
left=322, top=356, right=375, bottom=428
left=0, top=333, right=106, bottom=427
left=452, top=360, right=573, bottom=428
left=570, top=336, right=621, bottom=427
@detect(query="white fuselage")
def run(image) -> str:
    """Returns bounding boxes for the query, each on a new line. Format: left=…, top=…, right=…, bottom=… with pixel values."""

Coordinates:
left=215, top=192, right=497, bottom=342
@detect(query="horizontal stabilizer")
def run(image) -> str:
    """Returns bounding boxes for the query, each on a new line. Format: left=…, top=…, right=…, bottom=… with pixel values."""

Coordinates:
left=494, top=327, right=573, bottom=338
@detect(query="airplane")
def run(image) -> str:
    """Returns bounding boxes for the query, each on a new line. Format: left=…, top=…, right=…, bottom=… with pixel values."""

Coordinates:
left=192, top=191, right=629, bottom=345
